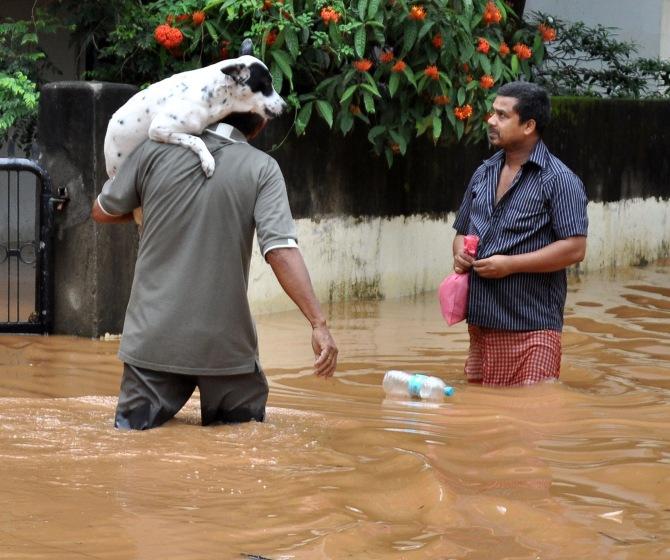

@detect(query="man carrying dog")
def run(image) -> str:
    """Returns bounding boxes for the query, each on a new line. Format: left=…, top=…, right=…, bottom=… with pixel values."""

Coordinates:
left=452, top=81, right=588, bottom=386
left=92, top=111, right=338, bottom=429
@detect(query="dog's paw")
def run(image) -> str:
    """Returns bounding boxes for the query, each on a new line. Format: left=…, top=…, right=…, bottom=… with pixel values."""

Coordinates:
left=201, top=153, right=216, bottom=178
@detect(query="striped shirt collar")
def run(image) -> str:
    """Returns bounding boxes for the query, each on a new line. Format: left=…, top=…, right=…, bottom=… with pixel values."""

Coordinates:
left=483, top=139, right=549, bottom=170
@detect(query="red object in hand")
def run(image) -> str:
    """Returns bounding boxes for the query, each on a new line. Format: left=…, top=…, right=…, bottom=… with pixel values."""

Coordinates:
left=438, top=235, right=479, bottom=325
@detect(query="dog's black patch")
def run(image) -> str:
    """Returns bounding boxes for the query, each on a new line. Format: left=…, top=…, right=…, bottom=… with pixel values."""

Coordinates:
left=246, top=63, right=274, bottom=96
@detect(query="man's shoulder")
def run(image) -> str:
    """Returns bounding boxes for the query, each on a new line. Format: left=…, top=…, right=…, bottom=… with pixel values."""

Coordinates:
left=541, top=148, right=579, bottom=181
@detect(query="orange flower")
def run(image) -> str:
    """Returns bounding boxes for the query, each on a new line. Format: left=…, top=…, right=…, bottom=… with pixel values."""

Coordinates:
left=465, top=74, right=473, bottom=83
left=219, top=40, right=231, bottom=60
left=477, top=38, right=490, bottom=54
left=424, top=65, right=439, bottom=80
left=379, top=49, right=394, bottom=64
left=192, top=11, right=206, bottom=26
left=499, top=42, right=510, bottom=56
left=391, top=60, right=406, bottom=73
left=320, top=6, right=341, bottom=24
left=538, top=23, right=557, bottom=42
left=433, top=95, right=450, bottom=105
left=454, top=104, right=473, bottom=120
left=480, top=74, right=495, bottom=89
left=154, top=24, right=184, bottom=49
left=353, top=58, right=373, bottom=72
left=513, top=43, right=532, bottom=60
left=409, top=5, right=426, bottom=20
left=350, top=104, right=361, bottom=115
left=390, top=143, right=401, bottom=154
left=432, top=34, right=443, bottom=49
left=483, top=1, right=502, bottom=25
left=263, top=0, right=273, bottom=9
left=462, top=63, right=470, bottom=72
left=176, top=14, right=190, bottom=22
left=266, top=30, right=278, bottom=46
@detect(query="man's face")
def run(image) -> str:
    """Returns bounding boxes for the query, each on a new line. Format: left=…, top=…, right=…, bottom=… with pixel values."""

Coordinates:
left=487, top=96, right=532, bottom=148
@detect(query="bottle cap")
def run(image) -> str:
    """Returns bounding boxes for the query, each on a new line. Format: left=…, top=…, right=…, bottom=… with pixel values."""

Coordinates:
left=443, top=386, right=454, bottom=397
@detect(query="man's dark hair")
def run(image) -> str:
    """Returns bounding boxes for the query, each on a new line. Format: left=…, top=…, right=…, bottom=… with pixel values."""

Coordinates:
left=497, top=81, right=551, bottom=134
left=221, top=112, right=266, bottom=137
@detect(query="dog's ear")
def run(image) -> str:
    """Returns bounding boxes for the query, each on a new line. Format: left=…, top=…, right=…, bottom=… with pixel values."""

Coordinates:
left=239, top=38, right=254, bottom=56
left=220, top=64, right=244, bottom=83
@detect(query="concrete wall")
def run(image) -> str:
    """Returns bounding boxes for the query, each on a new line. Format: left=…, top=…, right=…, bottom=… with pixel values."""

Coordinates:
left=526, top=0, right=670, bottom=59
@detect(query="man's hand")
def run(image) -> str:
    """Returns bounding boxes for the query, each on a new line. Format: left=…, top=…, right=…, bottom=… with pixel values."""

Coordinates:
left=454, top=250, right=475, bottom=274
left=311, top=324, right=338, bottom=377
left=472, top=255, right=513, bottom=278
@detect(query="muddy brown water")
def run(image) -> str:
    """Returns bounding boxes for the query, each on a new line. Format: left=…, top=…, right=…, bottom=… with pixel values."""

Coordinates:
left=1, top=264, right=669, bottom=559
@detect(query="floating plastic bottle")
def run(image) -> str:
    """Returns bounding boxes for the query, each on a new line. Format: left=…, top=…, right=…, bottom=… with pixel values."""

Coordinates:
left=382, top=370, right=454, bottom=401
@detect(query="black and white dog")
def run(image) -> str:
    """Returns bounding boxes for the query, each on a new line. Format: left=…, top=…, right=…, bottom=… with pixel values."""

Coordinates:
left=104, top=53, right=286, bottom=179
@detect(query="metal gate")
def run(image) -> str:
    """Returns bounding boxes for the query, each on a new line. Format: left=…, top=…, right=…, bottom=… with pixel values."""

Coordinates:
left=0, top=158, right=66, bottom=333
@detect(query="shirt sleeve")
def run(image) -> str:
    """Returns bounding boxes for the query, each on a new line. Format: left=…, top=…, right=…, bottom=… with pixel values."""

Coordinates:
left=453, top=172, right=478, bottom=234
left=97, top=145, right=143, bottom=215
left=549, top=172, right=589, bottom=238
left=254, top=157, right=298, bottom=257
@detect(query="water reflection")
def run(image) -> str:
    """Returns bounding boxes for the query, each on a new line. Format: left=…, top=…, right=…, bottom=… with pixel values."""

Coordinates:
left=1, top=264, right=669, bottom=558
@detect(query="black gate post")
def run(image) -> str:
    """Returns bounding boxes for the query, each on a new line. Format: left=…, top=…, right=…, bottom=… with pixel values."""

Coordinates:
left=37, top=81, right=139, bottom=337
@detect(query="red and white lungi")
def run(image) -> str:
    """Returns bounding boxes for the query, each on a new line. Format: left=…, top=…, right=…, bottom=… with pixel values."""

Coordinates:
left=465, top=325, right=562, bottom=387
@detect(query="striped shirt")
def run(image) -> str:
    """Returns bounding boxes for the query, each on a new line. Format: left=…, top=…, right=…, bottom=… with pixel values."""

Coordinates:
left=453, top=140, right=588, bottom=331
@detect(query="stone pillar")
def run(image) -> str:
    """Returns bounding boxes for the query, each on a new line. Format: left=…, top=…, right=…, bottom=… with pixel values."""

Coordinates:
left=38, top=81, right=139, bottom=337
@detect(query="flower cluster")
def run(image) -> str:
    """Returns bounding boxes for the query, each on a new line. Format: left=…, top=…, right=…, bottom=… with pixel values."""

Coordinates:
left=499, top=42, right=510, bottom=56
left=482, top=1, right=502, bottom=25
left=538, top=23, right=556, bottom=42
left=154, top=24, right=183, bottom=50
left=477, top=38, right=490, bottom=54
left=379, top=49, right=394, bottom=64
left=454, top=104, right=474, bottom=120
left=409, top=5, right=427, bottom=21
left=391, top=60, right=406, bottom=73
left=353, top=59, right=373, bottom=72
left=513, top=43, right=532, bottom=60
left=192, top=11, right=206, bottom=26
left=424, top=65, right=439, bottom=80
left=479, top=75, right=495, bottom=89
left=433, top=95, right=450, bottom=105
left=432, top=34, right=443, bottom=49
left=320, top=6, right=341, bottom=24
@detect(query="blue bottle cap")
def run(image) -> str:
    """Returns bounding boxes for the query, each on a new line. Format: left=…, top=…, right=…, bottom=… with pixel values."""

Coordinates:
left=443, top=386, right=454, bottom=397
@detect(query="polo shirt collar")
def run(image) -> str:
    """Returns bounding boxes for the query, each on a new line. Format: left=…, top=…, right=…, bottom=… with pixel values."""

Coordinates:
left=205, top=123, right=248, bottom=143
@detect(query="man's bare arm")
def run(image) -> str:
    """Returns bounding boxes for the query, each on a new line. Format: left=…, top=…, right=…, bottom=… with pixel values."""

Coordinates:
left=265, top=247, right=338, bottom=377
left=91, top=199, right=134, bottom=224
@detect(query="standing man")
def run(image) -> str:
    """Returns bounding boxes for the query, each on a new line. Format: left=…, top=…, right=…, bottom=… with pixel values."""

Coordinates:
left=452, top=81, right=588, bottom=386
left=92, top=111, right=338, bottom=429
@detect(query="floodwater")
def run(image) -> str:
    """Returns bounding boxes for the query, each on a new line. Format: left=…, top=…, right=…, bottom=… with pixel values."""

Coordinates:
left=1, top=264, right=669, bottom=559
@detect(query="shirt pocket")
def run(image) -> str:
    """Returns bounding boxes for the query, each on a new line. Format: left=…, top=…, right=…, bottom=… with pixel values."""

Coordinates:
left=503, top=193, right=549, bottom=234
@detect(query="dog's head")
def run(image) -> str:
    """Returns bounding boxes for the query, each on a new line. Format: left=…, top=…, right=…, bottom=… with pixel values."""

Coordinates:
left=218, top=55, right=287, bottom=119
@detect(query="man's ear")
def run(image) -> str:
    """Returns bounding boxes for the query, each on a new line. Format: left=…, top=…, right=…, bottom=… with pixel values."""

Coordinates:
left=221, top=64, right=244, bottom=83
left=523, top=118, right=537, bottom=136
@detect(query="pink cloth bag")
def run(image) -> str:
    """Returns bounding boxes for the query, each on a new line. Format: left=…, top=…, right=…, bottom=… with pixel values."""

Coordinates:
left=438, top=235, right=479, bottom=325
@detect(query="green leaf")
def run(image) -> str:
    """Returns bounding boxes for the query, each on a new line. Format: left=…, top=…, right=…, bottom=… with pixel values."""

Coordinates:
left=354, top=26, right=366, bottom=58
left=417, top=21, right=434, bottom=41
left=432, top=115, right=442, bottom=141
left=284, top=28, right=300, bottom=59
left=360, top=83, right=381, bottom=98
left=479, top=53, right=491, bottom=75
left=492, top=56, right=504, bottom=80
left=270, top=62, right=283, bottom=93
left=403, top=66, right=417, bottom=88
left=340, top=84, right=358, bottom=103
left=363, top=92, right=375, bottom=113
left=402, top=22, right=418, bottom=56
left=204, top=21, right=219, bottom=43
left=457, top=87, right=465, bottom=106
left=295, top=102, right=313, bottom=135
left=340, top=110, right=354, bottom=135
left=271, top=50, right=293, bottom=83
left=358, top=0, right=369, bottom=18
left=389, top=130, right=407, bottom=154
left=389, top=72, right=400, bottom=97
left=316, top=100, right=334, bottom=128
left=368, top=125, right=386, bottom=142
left=511, top=54, right=519, bottom=76
left=367, top=0, right=381, bottom=20
left=385, top=147, right=394, bottom=167
left=455, top=119, right=465, bottom=140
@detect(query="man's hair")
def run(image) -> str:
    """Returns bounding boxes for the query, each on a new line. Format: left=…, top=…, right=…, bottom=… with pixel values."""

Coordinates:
left=221, top=112, right=266, bottom=136
left=497, top=81, right=551, bottom=134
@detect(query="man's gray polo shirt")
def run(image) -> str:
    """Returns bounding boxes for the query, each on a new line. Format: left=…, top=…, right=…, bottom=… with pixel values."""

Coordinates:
left=97, top=125, right=297, bottom=375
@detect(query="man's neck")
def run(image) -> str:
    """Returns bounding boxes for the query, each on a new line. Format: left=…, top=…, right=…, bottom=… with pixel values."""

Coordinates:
left=503, top=137, right=539, bottom=168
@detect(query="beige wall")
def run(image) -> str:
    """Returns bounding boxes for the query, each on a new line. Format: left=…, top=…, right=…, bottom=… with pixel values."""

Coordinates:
left=248, top=198, right=670, bottom=314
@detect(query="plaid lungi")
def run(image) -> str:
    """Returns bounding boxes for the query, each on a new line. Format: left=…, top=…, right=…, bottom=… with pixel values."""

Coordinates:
left=465, top=325, right=561, bottom=387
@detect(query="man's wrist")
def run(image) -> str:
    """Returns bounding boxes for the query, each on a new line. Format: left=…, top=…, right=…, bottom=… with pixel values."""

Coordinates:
left=311, top=319, right=327, bottom=329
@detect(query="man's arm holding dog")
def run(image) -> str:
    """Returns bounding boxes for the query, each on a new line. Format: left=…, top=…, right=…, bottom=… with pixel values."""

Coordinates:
left=266, top=247, right=338, bottom=378
left=91, top=199, right=134, bottom=223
